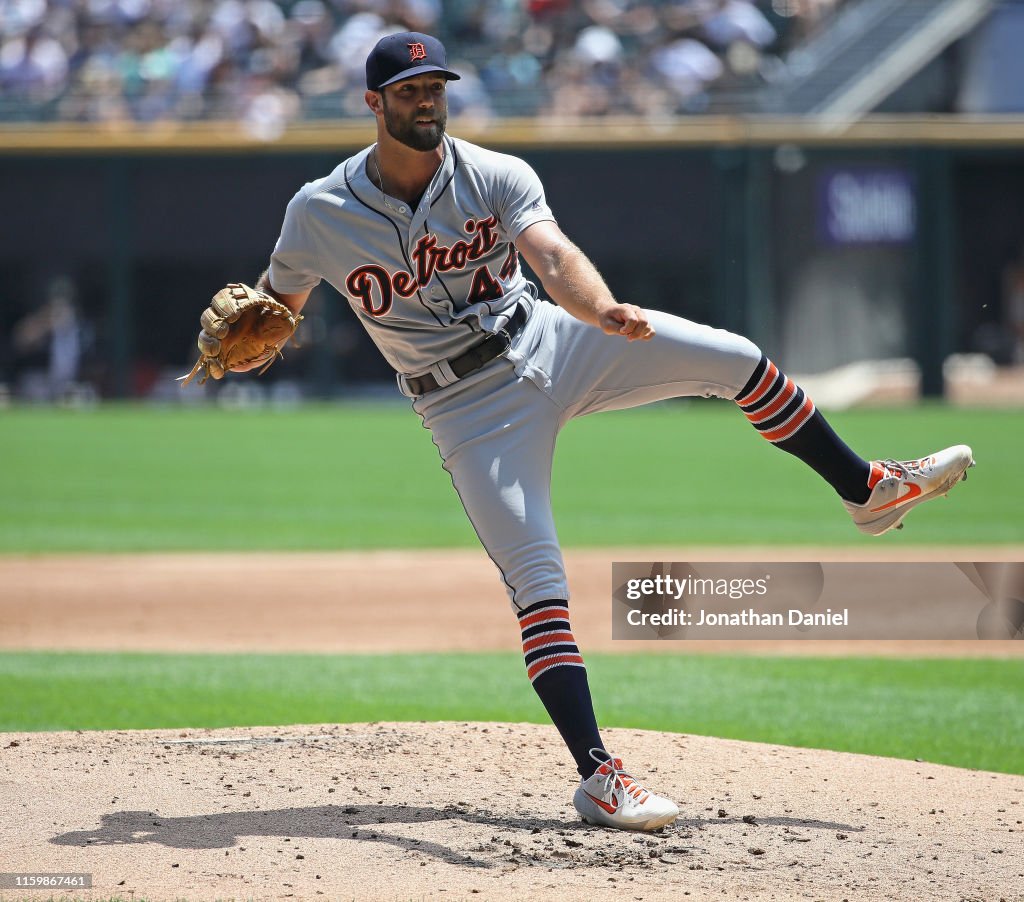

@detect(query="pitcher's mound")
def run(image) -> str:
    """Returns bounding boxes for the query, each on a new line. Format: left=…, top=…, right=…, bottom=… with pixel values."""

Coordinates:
left=2, top=722, right=1019, bottom=901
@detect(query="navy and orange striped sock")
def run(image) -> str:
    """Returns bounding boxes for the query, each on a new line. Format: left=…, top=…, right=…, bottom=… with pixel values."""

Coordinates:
left=517, top=599, right=605, bottom=778
left=736, top=355, right=871, bottom=504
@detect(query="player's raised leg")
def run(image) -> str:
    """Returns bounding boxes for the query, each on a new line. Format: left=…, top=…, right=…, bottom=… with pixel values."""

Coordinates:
left=536, top=302, right=973, bottom=535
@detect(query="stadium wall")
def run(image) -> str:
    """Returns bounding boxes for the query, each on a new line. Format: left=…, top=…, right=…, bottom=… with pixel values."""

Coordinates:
left=1, top=117, right=1021, bottom=399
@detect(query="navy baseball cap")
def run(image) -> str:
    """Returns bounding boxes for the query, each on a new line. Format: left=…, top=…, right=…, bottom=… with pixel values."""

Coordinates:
left=365, top=32, right=461, bottom=91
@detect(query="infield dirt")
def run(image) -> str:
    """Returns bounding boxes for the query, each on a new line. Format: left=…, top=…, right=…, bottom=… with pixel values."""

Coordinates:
left=1, top=549, right=1022, bottom=901
left=3, top=548, right=1023, bottom=655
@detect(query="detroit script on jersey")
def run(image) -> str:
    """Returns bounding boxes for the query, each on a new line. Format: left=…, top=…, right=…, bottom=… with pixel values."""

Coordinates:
left=345, top=215, right=519, bottom=317
left=268, top=136, right=556, bottom=375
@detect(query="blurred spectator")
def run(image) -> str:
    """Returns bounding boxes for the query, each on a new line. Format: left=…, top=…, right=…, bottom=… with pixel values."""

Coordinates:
left=0, top=0, right=853, bottom=124
left=768, top=0, right=843, bottom=49
left=12, top=275, right=93, bottom=403
left=649, top=33, right=723, bottom=110
left=0, top=23, right=68, bottom=113
left=701, top=0, right=775, bottom=50
left=241, top=70, right=301, bottom=140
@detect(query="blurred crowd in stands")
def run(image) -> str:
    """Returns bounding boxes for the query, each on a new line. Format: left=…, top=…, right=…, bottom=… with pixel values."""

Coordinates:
left=0, top=0, right=848, bottom=130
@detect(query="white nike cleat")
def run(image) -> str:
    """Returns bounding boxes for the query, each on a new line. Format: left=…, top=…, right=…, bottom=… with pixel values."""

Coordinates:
left=843, top=444, right=975, bottom=536
left=572, top=749, right=679, bottom=832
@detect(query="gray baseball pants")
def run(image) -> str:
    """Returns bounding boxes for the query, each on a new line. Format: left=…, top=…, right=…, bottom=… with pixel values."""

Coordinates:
left=412, top=300, right=761, bottom=608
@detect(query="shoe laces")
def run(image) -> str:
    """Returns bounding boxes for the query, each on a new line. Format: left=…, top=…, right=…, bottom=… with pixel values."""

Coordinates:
left=588, top=749, right=650, bottom=804
left=873, top=458, right=922, bottom=487
left=879, top=460, right=910, bottom=481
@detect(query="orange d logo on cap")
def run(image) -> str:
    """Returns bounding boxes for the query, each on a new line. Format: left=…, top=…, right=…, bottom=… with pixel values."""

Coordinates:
left=408, top=42, right=427, bottom=61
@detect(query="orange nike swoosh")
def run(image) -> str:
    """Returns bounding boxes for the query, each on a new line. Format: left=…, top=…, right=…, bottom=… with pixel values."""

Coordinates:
left=584, top=790, right=618, bottom=814
left=870, top=482, right=922, bottom=512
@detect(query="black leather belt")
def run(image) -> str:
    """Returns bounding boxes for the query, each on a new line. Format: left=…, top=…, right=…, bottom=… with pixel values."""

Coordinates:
left=405, top=305, right=528, bottom=396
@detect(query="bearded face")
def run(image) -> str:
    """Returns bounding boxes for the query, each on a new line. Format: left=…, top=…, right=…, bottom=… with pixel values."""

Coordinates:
left=379, top=78, right=448, bottom=151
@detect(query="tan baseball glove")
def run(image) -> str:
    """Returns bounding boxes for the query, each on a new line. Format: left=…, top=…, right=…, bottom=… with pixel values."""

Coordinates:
left=179, top=283, right=302, bottom=387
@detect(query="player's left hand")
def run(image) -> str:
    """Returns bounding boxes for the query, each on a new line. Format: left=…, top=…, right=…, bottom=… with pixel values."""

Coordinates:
left=178, top=283, right=303, bottom=386
left=599, top=304, right=655, bottom=342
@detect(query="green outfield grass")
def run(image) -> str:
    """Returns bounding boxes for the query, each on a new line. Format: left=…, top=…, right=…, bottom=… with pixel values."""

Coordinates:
left=1, top=651, right=1021, bottom=775
left=0, top=403, right=1018, bottom=551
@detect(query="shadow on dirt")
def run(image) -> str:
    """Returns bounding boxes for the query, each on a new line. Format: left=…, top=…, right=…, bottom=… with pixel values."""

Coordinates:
left=50, top=804, right=865, bottom=869
left=49, top=805, right=577, bottom=868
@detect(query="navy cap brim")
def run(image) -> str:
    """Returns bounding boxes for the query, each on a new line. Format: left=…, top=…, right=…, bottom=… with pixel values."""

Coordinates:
left=375, top=64, right=461, bottom=90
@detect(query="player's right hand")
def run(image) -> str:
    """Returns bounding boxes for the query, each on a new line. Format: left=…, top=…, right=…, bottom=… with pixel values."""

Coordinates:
left=599, top=304, right=655, bottom=342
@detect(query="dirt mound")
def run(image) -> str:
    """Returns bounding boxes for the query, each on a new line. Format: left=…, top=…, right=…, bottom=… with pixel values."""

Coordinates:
left=2, top=721, right=1020, bottom=901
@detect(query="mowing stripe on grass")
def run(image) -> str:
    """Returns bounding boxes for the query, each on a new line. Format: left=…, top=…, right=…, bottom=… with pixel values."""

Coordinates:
left=0, top=403, right=1018, bottom=550
left=1, top=651, right=1020, bottom=775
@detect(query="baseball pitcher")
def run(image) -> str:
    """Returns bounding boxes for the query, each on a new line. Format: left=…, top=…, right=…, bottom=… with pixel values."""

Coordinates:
left=184, top=32, right=974, bottom=832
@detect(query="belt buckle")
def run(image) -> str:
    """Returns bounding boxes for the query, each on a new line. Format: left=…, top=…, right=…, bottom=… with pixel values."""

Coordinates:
left=490, top=305, right=521, bottom=360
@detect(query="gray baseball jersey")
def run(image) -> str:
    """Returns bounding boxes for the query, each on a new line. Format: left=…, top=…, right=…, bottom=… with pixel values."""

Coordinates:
left=269, top=135, right=554, bottom=383
left=268, top=134, right=760, bottom=608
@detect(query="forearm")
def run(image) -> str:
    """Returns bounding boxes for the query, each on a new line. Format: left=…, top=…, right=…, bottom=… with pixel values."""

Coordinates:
left=515, top=220, right=654, bottom=341
left=532, top=237, right=618, bottom=329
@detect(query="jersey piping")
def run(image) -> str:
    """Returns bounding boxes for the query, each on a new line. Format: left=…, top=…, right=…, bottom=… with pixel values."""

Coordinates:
left=343, top=157, right=448, bottom=328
